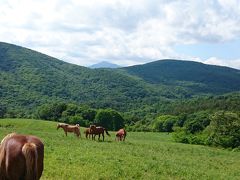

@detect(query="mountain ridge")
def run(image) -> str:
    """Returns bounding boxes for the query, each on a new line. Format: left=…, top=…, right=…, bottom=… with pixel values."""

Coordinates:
left=123, top=59, right=240, bottom=93
left=89, top=61, right=121, bottom=69
left=0, top=42, right=240, bottom=117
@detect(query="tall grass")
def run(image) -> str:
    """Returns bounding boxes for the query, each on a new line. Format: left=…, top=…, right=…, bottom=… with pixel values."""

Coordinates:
left=0, top=119, right=239, bottom=179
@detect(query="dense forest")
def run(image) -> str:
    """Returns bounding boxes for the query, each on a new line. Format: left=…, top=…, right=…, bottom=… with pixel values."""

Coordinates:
left=0, top=42, right=240, bottom=148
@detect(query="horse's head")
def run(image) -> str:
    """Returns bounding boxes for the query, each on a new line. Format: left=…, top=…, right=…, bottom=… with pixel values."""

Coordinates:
left=57, top=124, right=61, bottom=130
left=76, top=124, right=80, bottom=127
left=89, top=125, right=96, bottom=132
left=90, top=125, right=96, bottom=129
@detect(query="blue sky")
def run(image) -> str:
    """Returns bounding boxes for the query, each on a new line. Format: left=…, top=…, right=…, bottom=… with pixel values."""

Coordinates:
left=0, top=0, right=240, bottom=69
left=175, top=39, right=240, bottom=60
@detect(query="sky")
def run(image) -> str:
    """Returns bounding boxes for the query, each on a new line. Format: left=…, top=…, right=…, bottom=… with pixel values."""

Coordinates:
left=0, top=0, right=240, bottom=69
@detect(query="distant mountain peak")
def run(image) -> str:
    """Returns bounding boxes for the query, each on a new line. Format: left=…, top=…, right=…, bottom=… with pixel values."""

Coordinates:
left=89, top=61, right=121, bottom=69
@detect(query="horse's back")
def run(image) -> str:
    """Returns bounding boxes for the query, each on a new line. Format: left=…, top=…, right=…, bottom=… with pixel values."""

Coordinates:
left=117, top=129, right=126, bottom=135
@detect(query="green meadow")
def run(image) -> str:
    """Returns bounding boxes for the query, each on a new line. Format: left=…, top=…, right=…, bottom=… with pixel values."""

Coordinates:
left=0, top=119, right=240, bottom=180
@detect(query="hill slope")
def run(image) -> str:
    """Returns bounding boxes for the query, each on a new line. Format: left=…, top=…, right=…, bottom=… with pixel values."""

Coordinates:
left=0, top=42, right=166, bottom=114
left=123, top=60, right=240, bottom=94
left=1, top=42, right=240, bottom=117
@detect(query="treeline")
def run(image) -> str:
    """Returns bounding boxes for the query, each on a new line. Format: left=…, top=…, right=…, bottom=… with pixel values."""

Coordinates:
left=0, top=102, right=125, bottom=131
left=147, top=93, right=240, bottom=149
left=1, top=92, right=240, bottom=149
left=36, top=102, right=125, bottom=131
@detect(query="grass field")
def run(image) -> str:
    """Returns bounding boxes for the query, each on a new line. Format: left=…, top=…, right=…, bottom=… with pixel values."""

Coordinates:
left=0, top=118, right=240, bottom=179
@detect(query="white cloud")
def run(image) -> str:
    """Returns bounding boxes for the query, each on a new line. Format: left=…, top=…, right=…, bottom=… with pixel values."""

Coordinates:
left=204, top=57, right=240, bottom=69
left=0, top=0, right=240, bottom=68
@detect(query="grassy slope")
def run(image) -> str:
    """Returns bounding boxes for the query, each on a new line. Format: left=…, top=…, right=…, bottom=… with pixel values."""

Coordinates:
left=0, top=119, right=239, bottom=179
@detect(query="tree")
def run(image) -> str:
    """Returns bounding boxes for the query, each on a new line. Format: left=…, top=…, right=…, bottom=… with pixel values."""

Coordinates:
left=0, top=105, right=6, bottom=118
left=207, top=111, right=240, bottom=148
left=95, top=109, right=124, bottom=130
left=153, top=115, right=179, bottom=132
left=37, top=102, right=67, bottom=120
left=81, top=108, right=97, bottom=122
left=184, top=112, right=210, bottom=134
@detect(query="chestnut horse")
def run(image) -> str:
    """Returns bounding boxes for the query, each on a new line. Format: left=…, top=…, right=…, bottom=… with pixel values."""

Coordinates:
left=57, top=123, right=81, bottom=138
left=116, top=129, right=127, bottom=141
left=89, top=125, right=110, bottom=141
left=0, top=133, right=44, bottom=180
left=84, top=128, right=92, bottom=139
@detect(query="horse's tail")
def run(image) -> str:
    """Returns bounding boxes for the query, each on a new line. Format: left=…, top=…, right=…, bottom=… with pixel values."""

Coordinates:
left=22, top=143, right=38, bottom=180
left=104, top=129, right=111, bottom=136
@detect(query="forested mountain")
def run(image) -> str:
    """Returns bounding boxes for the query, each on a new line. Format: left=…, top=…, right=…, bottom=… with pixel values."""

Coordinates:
left=0, top=42, right=240, bottom=120
left=123, top=60, right=240, bottom=94
left=0, top=42, right=168, bottom=115
left=89, top=61, right=121, bottom=68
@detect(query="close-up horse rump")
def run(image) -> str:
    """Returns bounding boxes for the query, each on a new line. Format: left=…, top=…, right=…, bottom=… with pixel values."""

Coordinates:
left=0, top=133, right=44, bottom=180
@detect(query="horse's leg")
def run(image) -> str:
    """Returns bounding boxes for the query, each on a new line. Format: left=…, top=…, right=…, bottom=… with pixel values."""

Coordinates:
left=65, top=130, right=67, bottom=136
left=77, top=129, right=80, bottom=138
left=102, top=133, right=104, bottom=141
left=75, top=131, right=79, bottom=138
left=98, top=134, right=100, bottom=141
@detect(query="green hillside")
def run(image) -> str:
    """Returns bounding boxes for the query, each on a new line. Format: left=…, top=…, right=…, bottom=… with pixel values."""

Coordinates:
left=1, top=42, right=240, bottom=121
left=0, top=119, right=239, bottom=179
left=0, top=42, right=166, bottom=114
left=123, top=59, right=240, bottom=94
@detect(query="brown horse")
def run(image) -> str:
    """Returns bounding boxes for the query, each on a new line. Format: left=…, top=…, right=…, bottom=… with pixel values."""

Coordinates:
left=116, top=129, right=127, bottom=141
left=89, top=125, right=110, bottom=141
left=84, top=128, right=92, bottom=139
left=0, top=133, right=44, bottom=180
left=57, top=123, right=81, bottom=138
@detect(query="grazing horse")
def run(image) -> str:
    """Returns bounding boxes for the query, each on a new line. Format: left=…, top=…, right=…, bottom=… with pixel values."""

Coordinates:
left=84, top=128, right=92, bottom=139
left=116, top=129, right=127, bottom=141
left=57, top=123, right=81, bottom=138
left=0, top=133, right=44, bottom=180
left=89, top=125, right=110, bottom=141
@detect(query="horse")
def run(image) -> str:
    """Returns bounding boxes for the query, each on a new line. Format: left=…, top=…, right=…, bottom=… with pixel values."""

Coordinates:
left=116, top=129, right=127, bottom=141
left=84, top=128, right=92, bottom=139
left=0, top=133, right=44, bottom=180
left=89, top=125, right=110, bottom=141
left=57, top=123, right=81, bottom=138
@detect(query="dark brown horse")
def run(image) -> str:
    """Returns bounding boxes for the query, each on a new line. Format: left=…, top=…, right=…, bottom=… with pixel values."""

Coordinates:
left=116, top=129, right=127, bottom=141
left=89, top=125, right=110, bottom=141
left=0, top=133, right=44, bottom=180
left=84, top=128, right=92, bottom=139
left=57, top=123, right=81, bottom=138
